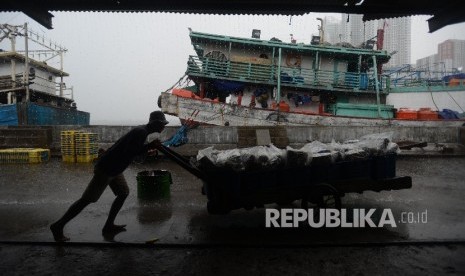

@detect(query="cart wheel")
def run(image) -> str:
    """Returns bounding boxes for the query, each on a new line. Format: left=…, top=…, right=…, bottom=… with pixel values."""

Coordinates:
left=301, top=183, right=341, bottom=209
left=315, top=183, right=341, bottom=209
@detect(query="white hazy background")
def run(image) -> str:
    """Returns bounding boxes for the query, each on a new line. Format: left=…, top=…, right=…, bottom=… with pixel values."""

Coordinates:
left=1, top=12, right=465, bottom=125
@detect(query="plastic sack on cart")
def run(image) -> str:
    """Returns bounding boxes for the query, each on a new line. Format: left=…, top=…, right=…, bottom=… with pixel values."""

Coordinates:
left=386, top=142, right=401, bottom=154
left=330, top=139, right=368, bottom=161
left=249, top=144, right=286, bottom=170
left=286, top=146, right=311, bottom=167
left=196, top=146, right=220, bottom=170
left=268, top=144, right=287, bottom=168
left=197, top=144, right=285, bottom=171
left=300, top=141, right=338, bottom=165
left=344, top=132, right=398, bottom=156
left=301, top=141, right=330, bottom=154
left=216, top=148, right=244, bottom=170
left=239, top=148, right=257, bottom=171
left=247, top=145, right=286, bottom=170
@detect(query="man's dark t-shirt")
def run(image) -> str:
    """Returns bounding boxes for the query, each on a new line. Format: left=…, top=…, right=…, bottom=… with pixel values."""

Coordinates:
left=95, top=126, right=150, bottom=176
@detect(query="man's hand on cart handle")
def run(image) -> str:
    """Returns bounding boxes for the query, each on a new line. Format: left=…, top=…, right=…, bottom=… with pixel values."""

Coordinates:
left=147, top=139, right=163, bottom=150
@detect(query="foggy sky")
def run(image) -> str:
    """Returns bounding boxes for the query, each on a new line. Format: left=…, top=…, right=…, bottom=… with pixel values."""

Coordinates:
left=1, top=12, right=464, bottom=125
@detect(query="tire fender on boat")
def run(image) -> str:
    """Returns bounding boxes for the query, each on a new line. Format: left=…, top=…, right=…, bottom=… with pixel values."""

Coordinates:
left=286, top=53, right=302, bottom=67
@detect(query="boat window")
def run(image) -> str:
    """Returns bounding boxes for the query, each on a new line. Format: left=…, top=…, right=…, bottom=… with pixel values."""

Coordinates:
left=205, top=50, right=228, bottom=61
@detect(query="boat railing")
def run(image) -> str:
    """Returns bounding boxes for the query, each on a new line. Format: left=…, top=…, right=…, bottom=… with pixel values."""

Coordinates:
left=0, top=74, right=23, bottom=91
left=0, top=70, right=70, bottom=97
left=187, top=55, right=390, bottom=93
left=384, top=67, right=465, bottom=91
left=389, top=77, right=465, bottom=90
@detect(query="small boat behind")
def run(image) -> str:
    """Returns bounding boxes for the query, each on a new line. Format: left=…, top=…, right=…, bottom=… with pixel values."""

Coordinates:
left=0, top=23, right=89, bottom=126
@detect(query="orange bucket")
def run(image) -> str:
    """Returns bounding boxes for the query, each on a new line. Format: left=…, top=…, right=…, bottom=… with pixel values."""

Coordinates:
left=417, top=108, right=438, bottom=120
left=278, top=101, right=290, bottom=112
left=396, top=108, right=418, bottom=119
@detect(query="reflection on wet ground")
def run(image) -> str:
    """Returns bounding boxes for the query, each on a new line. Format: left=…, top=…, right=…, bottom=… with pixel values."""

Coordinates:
left=0, top=156, right=464, bottom=244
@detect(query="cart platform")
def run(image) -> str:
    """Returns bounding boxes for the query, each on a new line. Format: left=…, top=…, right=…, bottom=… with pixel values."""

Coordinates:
left=157, top=145, right=412, bottom=214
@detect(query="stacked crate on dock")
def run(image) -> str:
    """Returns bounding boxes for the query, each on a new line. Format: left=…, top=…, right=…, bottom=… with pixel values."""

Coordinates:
left=75, top=132, right=99, bottom=163
left=61, top=130, right=82, bottom=162
left=0, top=148, right=50, bottom=164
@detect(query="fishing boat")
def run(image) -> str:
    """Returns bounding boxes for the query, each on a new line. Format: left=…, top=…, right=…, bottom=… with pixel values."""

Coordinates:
left=0, top=23, right=89, bottom=126
left=158, top=28, right=464, bottom=127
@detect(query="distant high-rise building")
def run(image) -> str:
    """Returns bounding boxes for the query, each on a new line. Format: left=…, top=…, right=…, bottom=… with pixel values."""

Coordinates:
left=416, top=39, right=465, bottom=76
left=323, top=16, right=342, bottom=44
left=322, top=15, right=412, bottom=68
left=416, top=54, right=442, bottom=79
left=342, top=14, right=378, bottom=47
left=383, top=17, right=411, bottom=68
left=438, top=39, right=465, bottom=72
left=339, top=14, right=350, bottom=44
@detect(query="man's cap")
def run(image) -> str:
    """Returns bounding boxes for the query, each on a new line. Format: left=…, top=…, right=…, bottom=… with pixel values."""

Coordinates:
left=149, top=111, right=169, bottom=125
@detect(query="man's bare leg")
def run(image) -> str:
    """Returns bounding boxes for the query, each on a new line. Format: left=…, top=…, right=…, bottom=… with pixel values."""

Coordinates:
left=102, top=194, right=128, bottom=235
left=50, top=198, right=91, bottom=242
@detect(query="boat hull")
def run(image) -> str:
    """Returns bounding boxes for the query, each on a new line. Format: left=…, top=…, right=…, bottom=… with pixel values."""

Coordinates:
left=387, top=90, right=465, bottom=112
left=0, top=102, right=90, bottom=126
left=160, top=92, right=465, bottom=127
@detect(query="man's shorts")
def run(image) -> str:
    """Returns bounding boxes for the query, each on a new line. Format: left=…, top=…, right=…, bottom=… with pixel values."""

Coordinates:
left=81, top=168, right=129, bottom=202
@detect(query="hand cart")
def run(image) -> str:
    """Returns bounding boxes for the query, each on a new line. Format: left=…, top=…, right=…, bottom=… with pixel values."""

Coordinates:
left=157, top=145, right=412, bottom=214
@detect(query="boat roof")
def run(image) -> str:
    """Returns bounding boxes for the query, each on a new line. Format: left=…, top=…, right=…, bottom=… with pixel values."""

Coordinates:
left=190, top=31, right=391, bottom=63
left=0, top=52, right=70, bottom=77
left=2, top=0, right=462, bottom=33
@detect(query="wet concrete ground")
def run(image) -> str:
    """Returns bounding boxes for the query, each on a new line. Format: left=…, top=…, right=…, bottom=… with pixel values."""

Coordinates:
left=1, top=156, right=465, bottom=274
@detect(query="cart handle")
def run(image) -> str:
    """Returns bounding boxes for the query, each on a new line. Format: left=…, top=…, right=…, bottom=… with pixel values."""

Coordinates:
left=156, top=145, right=208, bottom=181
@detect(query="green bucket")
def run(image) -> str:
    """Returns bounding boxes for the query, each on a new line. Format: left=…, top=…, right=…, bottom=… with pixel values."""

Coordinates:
left=136, top=170, right=172, bottom=200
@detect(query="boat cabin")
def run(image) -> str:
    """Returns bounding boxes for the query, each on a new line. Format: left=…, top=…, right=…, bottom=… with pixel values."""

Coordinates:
left=185, top=31, right=392, bottom=116
left=0, top=52, right=74, bottom=108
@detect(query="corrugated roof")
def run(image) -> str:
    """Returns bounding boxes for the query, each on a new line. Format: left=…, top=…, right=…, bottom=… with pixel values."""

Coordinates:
left=1, top=0, right=463, bottom=32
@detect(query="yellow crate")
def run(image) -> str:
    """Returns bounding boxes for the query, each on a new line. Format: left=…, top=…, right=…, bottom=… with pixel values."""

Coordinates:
left=60, top=135, right=76, bottom=138
left=76, top=143, right=98, bottom=149
left=61, top=144, right=77, bottom=148
left=76, top=154, right=98, bottom=163
left=0, top=148, right=50, bottom=164
left=76, top=150, right=98, bottom=155
left=75, top=132, right=97, bottom=135
left=75, top=134, right=98, bottom=137
left=61, top=132, right=80, bottom=136
left=0, top=152, right=28, bottom=164
left=75, top=143, right=98, bottom=148
left=61, top=142, right=75, bottom=146
left=75, top=133, right=98, bottom=140
left=62, top=155, right=76, bottom=163
left=60, top=131, right=99, bottom=163
left=75, top=143, right=98, bottom=147
left=61, top=130, right=83, bottom=161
